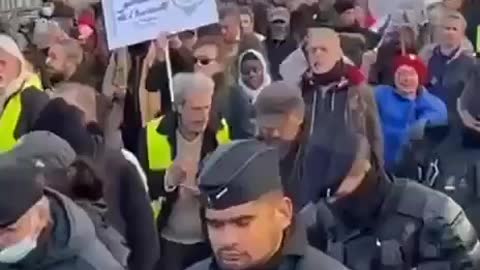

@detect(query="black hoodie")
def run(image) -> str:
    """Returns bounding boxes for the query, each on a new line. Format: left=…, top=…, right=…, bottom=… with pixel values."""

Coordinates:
left=32, top=99, right=160, bottom=270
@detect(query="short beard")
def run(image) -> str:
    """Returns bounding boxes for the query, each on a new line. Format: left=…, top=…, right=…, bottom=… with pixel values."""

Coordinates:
left=49, top=72, right=67, bottom=85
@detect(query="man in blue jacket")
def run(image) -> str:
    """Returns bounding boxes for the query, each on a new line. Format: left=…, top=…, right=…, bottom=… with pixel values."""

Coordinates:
left=374, top=54, right=447, bottom=170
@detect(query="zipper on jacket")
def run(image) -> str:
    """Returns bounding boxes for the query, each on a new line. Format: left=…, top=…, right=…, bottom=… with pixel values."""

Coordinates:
left=310, top=91, right=318, bottom=136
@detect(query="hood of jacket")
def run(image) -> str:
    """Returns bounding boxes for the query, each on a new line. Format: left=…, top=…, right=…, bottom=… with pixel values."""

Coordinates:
left=0, top=189, right=119, bottom=270
left=46, top=189, right=121, bottom=269
left=237, top=49, right=272, bottom=103
left=0, top=46, right=34, bottom=112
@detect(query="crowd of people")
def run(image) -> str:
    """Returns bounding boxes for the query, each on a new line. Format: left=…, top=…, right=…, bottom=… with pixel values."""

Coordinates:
left=1, top=0, right=480, bottom=269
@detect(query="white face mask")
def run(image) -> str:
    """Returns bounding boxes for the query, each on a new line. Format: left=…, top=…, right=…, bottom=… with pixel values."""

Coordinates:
left=41, top=6, right=54, bottom=17
left=0, top=236, right=38, bottom=264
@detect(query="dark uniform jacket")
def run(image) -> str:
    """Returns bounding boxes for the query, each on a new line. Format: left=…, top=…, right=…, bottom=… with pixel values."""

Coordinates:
left=306, top=178, right=480, bottom=270
left=396, top=124, right=480, bottom=234
left=186, top=220, right=349, bottom=270
left=0, top=189, right=124, bottom=270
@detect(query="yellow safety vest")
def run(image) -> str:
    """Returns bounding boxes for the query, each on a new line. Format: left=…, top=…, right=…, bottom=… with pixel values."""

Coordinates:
left=146, top=117, right=231, bottom=171
left=0, top=75, right=44, bottom=153
left=476, top=25, right=480, bottom=54
left=146, top=116, right=231, bottom=219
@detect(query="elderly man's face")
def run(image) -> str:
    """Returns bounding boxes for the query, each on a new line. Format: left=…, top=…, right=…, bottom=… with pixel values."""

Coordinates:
left=206, top=195, right=292, bottom=270
left=306, top=34, right=342, bottom=74
left=440, top=18, right=465, bottom=49
left=194, top=44, right=222, bottom=78
left=0, top=48, right=21, bottom=89
left=179, top=89, right=213, bottom=134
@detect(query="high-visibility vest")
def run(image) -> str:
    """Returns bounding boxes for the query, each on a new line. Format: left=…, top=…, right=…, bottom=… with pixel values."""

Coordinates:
left=0, top=75, right=44, bottom=153
left=146, top=116, right=230, bottom=219
left=146, top=116, right=231, bottom=171
left=476, top=25, right=480, bottom=54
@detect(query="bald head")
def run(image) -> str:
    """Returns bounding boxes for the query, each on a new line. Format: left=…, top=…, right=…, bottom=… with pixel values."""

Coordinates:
left=306, top=28, right=343, bottom=74
left=51, top=82, right=97, bottom=123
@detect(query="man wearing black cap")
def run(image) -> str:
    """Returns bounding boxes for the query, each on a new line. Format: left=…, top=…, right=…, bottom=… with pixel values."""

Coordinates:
left=395, top=63, right=480, bottom=233
left=0, top=161, right=124, bottom=270
left=264, top=7, right=297, bottom=81
left=254, top=81, right=307, bottom=211
left=303, top=122, right=480, bottom=269
left=187, top=139, right=349, bottom=270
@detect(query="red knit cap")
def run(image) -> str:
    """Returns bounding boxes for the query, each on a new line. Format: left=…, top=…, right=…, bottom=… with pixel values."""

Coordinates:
left=78, top=10, right=96, bottom=29
left=393, top=54, right=429, bottom=85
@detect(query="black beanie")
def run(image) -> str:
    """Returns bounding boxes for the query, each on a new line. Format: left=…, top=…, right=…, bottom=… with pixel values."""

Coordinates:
left=32, top=98, right=96, bottom=157
left=334, top=0, right=356, bottom=15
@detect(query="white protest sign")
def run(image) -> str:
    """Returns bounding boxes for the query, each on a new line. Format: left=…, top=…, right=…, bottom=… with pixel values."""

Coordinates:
left=368, top=0, right=426, bottom=20
left=102, top=0, right=219, bottom=50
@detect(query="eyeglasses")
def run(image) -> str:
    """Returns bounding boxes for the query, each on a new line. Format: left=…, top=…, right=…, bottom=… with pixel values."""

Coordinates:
left=194, top=57, right=215, bottom=66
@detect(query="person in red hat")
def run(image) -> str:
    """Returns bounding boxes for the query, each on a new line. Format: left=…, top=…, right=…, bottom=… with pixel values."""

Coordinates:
left=77, top=9, right=97, bottom=54
left=374, top=54, right=448, bottom=170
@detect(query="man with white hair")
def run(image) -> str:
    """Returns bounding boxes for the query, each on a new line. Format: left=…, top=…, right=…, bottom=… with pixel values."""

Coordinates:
left=300, top=27, right=383, bottom=166
left=0, top=159, right=125, bottom=270
left=0, top=34, right=49, bottom=153
left=137, top=72, right=231, bottom=270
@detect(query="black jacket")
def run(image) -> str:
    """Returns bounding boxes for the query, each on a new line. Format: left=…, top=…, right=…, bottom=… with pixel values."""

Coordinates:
left=306, top=177, right=480, bottom=269
left=5, top=86, right=49, bottom=140
left=98, top=146, right=160, bottom=270
left=32, top=100, right=159, bottom=270
left=137, top=112, right=226, bottom=232
left=186, top=219, right=349, bottom=270
left=0, top=189, right=124, bottom=270
left=395, top=123, right=480, bottom=233
left=264, top=38, right=298, bottom=81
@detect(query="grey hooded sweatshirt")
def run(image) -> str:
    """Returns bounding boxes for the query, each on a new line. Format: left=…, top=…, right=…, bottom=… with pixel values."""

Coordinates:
left=0, top=189, right=125, bottom=270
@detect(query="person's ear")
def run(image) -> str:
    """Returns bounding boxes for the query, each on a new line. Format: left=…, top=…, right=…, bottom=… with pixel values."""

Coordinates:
left=274, top=197, right=293, bottom=230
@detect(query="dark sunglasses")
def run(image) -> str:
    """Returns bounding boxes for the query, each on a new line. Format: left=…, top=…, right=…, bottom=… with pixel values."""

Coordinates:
left=194, top=57, right=215, bottom=66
